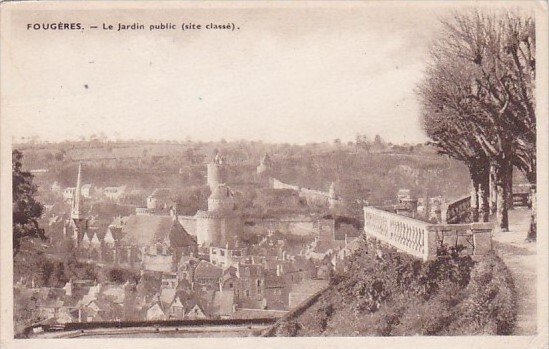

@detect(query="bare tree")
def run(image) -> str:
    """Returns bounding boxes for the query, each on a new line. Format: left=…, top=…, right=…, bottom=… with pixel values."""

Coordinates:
left=418, top=9, right=535, bottom=236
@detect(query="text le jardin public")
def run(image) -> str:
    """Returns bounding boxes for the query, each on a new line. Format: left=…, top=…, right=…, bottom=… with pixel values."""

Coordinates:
left=26, top=22, right=239, bottom=32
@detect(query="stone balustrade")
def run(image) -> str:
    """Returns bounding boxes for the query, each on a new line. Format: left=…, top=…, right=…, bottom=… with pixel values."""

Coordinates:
left=363, top=206, right=436, bottom=261
left=363, top=206, right=493, bottom=261
left=442, top=195, right=472, bottom=224
left=512, top=192, right=531, bottom=207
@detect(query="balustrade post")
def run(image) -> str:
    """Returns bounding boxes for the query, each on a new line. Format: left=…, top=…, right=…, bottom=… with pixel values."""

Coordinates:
left=470, top=222, right=493, bottom=257
left=440, top=204, right=449, bottom=224
left=423, top=226, right=438, bottom=261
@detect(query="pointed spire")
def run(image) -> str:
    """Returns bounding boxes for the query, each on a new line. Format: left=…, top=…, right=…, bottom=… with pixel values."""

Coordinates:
left=261, top=152, right=271, bottom=165
left=71, top=163, right=82, bottom=220
left=329, top=181, right=336, bottom=197
left=171, top=205, right=178, bottom=221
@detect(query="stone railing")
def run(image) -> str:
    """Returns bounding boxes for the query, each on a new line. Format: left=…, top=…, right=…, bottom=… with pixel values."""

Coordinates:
left=363, top=206, right=493, bottom=261
left=442, top=195, right=472, bottom=224
left=363, top=206, right=436, bottom=261
left=512, top=192, right=531, bottom=207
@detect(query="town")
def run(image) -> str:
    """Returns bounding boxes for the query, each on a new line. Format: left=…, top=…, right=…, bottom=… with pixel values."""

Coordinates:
left=14, top=136, right=479, bottom=330
left=7, top=4, right=540, bottom=341
left=14, top=148, right=371, bottom=327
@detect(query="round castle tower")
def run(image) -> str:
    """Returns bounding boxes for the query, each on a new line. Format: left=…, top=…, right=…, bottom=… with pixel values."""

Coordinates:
left=207, top=152, right=228, bottom=191
left=208, top=184, right=236, bottom=212
left=195, top=184, right=240, bottom=247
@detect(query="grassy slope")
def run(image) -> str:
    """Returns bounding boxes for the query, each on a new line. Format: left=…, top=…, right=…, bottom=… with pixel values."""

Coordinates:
left=265, top=238, right=517, bottom=337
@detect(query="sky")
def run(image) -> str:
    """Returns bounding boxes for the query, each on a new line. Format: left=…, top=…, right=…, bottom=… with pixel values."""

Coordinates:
left=3, top=3, right=459, bottom=145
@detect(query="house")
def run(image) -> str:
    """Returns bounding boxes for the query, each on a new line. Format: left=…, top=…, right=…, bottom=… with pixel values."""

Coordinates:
left=185, top=304, right=207, bottom=319
left=221, top=268, right=239, bottom=292
left=51, top=181, right=61, bottom=194
left=103, top=186, right=126, bottom=201
left=101, top=284, right=125, bottom=304
left=145, top=188, right=177, bottom=213
left=177, top=255, right=200, bottom=283
left=397, top=189, right=412, bottom=202
left=39, top=299, right=64, bottom=320
left=317, top=258, right=334, bottom=280
left=209, top=243, right=244, bottom=268
left=161, top=274, right=178, bottom=289
left=81, top=184, right=94, bottom=198
left=63, top=187, right=75, bottom=201
left=78, top=299, right=104, bottom=322
left=288, top=279, right=328, bottom=308
left=167, top=296, right=185, bottom=319
left=55, top=307, right=75, bottom=324
left=159, top=288, right=177, bottom=308
left=146, top=302, right=166, bottom=321
left=119, top=210, right=197, bottom=272
left=237, top=264, right=265, bottom=309
left=210, top=290, right=235, bottom=319
left=193, top=260, right=223, bottom=291
left=263, top=275, right=288, bottom=310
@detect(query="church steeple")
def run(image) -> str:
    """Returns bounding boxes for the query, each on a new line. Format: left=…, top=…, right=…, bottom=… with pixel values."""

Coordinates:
left=329, top=182, right=336, bottom=198
left=257, top=153, right=272, bottom=176
left=71, top=163, right=82, bottom=221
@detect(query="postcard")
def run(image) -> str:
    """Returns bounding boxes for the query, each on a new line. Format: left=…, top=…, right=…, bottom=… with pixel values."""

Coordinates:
left=1, top=1, right=547, bottom=348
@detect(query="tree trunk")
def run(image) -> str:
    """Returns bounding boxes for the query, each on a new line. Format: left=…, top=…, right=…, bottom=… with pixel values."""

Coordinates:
left=470, top=160, right=490, bottom=223
left=495, top=184, right=509, bottom=232
left=489, top=164, right=497, bottom=215
left=470, top=175, right=480, bottom=222
left=526, top=183, right=536, bottom=242
left=478, top=166, right=490, bottom=222
left=505, top=165, right=514, bottom=210
left=494, top=158, right=511, bottom=232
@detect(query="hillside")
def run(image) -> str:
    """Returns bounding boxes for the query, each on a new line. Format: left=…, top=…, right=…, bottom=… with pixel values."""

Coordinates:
left=16, top=140, right=473, bottom=213
left=264, top=238, right=517, bottom=336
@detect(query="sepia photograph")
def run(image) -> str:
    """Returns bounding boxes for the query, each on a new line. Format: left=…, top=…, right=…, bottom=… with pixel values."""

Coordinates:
left=0, top=1, right=547, bottom=348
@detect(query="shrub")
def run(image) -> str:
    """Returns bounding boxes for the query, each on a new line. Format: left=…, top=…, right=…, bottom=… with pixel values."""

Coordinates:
left=266, top=240, right=517, bottom=337
left=449, top=252, right=517, bottom=335
left=275, top=320, right=301, bottom=337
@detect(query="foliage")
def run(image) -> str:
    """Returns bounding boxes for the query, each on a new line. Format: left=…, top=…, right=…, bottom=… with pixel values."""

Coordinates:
left=448, top=252, right=517, bottom=334
left=18, top=139, right=470, bottom=216
left=13, top=150, right=45, bottom=254
left=107, top=268, right=140, bottom=284
left=268, top=240, right=516, bottom=337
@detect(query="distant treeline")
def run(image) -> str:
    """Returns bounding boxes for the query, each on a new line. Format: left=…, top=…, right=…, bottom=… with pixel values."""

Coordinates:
left=16, top=139, right=474, bottom=213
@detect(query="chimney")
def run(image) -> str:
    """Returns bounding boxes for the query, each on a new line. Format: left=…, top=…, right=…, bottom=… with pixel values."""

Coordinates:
left=276, top=264, right=281, bottom=277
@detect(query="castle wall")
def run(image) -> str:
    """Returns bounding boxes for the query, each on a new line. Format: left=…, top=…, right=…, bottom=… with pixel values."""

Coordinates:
left=272, top=178, right=299, bottom=191
left=271, top=178, right=337, bottom=208
left=243, top=218, right=315, bottom=236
